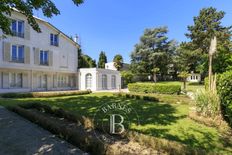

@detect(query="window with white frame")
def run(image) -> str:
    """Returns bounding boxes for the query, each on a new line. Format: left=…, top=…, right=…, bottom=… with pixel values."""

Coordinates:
left=11, top=20, right=24, bottom=38
left=40, top=50, right=49, bottom=65
left=10, top=73, right=22, bottom=88
left=11, top=45, right=24, bottom=63
left=39, top=75, right=47, bottom=88
left=85, top=73, right=92, bottom=89
left=50, top=33, right=59, bottom=46
left=58, top=75, right=69, bottom=87
left=111, top=75, right=116, bottom=89
left=102, top=74, right=107, bottom=89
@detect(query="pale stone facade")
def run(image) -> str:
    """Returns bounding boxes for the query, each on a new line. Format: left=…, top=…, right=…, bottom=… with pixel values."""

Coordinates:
left=187, top=73, right=201, bottom=82
left=0, top=11, right=78, bottom=93
left=0, top=11, right=121, bottom=93
left=79, top=68, right=121, bottom=91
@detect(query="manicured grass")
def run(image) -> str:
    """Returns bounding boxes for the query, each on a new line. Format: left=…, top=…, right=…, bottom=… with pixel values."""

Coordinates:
left=0, top=92, right=231, bottom=153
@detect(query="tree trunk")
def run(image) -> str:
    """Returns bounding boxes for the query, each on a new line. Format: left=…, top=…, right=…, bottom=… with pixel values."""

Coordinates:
left=183, top=80, right=186, bottom=90
left=153, top=74, right=157, bottom=83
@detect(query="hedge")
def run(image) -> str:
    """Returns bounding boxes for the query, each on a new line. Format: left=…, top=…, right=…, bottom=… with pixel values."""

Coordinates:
left=217, top=71, right=232, bottom=126
left=8, top=105, right=106, bottom=155
left=114, top=92, right=159, bottom=102
left=0, top=90, right=91, bottom=98
left=128, top=83, right=181, bottom=94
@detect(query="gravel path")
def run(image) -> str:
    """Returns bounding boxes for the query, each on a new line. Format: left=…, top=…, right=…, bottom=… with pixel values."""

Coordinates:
left=0, top=106, right=86, bottom=155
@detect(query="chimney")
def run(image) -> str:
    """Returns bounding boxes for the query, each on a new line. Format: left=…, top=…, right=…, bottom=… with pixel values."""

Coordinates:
left=74, top=34, right=78, bottom=43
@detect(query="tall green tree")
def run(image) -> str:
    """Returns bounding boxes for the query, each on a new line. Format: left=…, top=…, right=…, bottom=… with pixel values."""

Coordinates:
left=175, top=42, right=202, bottom=72
left=113, top=54, right=123, bottom=71
left=0, top=0, right=83, bottom=35
left=130, top=27, right=177, bottom=80
left=183, top=7, right=232, bottom=75
left=78, top=48, right=96, bottom=68
left=98, top=51, right=107, bottom=68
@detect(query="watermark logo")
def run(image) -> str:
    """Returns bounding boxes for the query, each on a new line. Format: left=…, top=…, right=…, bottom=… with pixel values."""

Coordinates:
left=93, top=102, right=140, bottom=143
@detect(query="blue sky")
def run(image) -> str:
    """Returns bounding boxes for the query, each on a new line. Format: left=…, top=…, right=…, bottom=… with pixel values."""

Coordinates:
left=36, top=0, right=232, bottom=63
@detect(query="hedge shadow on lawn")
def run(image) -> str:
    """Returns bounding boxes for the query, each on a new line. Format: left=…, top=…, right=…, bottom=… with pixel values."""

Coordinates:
left=34, top=95, right=182, bottom=126
left=12, top=94, right=227, bottom=152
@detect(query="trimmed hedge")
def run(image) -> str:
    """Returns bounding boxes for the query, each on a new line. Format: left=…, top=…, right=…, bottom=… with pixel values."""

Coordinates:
left=0, top=90, right=91, bottom=98
left=217, top=71, right=232, bottom=126
left=114, top=92, right=159, bottom=102
left=9, top=105, right=106, bottom=155
left=19, top=102, right=94, bottom=129
left=128, top=83, right=181, bottom=94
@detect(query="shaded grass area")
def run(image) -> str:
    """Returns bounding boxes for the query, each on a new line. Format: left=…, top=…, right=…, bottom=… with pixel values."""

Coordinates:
left=0, top=92, right=231, bottom=154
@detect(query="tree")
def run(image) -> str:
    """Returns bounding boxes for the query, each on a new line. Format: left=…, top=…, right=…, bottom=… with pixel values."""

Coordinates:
left=130, top=27, right=177, bottom=80
left=178, top=71, right=190, bottom=90
left=98, top=51, right=107, bottom=68
left=175, top=42, right=202, bottom=73
left=183, top=7, right=232, bottom=75
left=0, top=0, right=83, bottom=35
left=121, top=71, right=134, bottom=87
left=78, top=48, right=96, bottom=68
left=151, top=67, right=160, bottom=82
left=113, top=54, right=123, bottom=71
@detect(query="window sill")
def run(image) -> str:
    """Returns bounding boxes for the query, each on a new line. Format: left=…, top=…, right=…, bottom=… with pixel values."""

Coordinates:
left=39, top=64, right=49, bottom=66
left=50, top=43, right=59, bottom=47
left=10, top=60, right=25, bottom=64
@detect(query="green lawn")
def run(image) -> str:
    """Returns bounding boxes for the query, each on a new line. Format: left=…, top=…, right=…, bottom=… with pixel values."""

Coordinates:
left=0, top=92, right=231, bottom=153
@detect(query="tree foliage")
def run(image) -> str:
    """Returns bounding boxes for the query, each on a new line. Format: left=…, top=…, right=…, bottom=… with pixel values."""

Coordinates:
left=130, top=27, right=177, bottom=80
left=113, top=54, right=123, bottom=71
left=78, top=48, right=96, bottom=68
left=178, top=71, right=191, bottom=90
left=98, top=51, right=107, bottom=68
left=180, top=7, right=232, bottom=75
left=0, top=0, right=83, bottom=34
left=121, top=71, right=134, bottom=87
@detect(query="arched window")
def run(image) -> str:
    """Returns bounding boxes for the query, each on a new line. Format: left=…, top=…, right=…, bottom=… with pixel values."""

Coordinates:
left=111, top=75, right=116, bottom=89
left=102, top=74, right=107, bottom=89
left=86, top=73, right=92, bottom=89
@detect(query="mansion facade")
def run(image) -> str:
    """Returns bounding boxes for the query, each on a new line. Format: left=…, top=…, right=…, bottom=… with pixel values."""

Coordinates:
left=0, top=11, right=121, bottom=93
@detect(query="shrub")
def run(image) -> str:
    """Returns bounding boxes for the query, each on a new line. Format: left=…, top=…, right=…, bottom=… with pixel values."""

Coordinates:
left=8, top=105, right=106, bottom=155
left=217, top=71, right=232, bottom=126
left=204, top=77, right=209, bottom=90
left=128, top=83, right=181, bottom=94
left=19, top=102, right=94, bottom=129
left=1, top=90, right=91, bottom=98
left=194, top=90, right=220, bottom=117
left=114, top=92, right=159, bottom=102
left=121, top=71, right=134, bottom=87
left=188, top=82, right=201, bottom=85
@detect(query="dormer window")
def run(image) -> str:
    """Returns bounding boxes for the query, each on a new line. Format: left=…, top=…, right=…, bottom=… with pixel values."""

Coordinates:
left=11, top=20, right=24, bottom=38
left=50, top=33, right=59, bottom=46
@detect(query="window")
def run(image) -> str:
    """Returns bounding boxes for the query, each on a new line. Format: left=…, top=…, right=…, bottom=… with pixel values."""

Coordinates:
left=10, top=73, right=22, bottom=88
left=39, top=75, right=47, bottom=88
left=11, top=45, right=24, bottom=63
left=50, top=34, right=59, bottom=46
left=86, top=73, right=92, bottom=89
left=111, top=75, right=116, bottom=89
left=102, top=74, right=107, bottom=90
left=40, top=51, right=49, bottom=65
left=58, top=75, right=69, bottom=87
left=11, top=20, right=24, bottom=38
